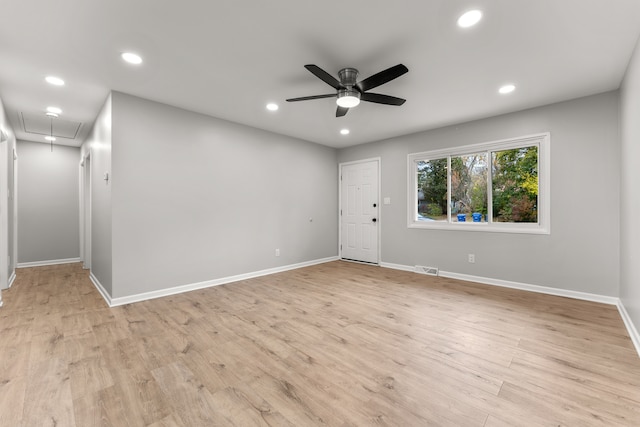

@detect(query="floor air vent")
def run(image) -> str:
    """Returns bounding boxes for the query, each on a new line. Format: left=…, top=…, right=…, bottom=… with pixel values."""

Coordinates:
left=415, top=265, right=439, bottom=276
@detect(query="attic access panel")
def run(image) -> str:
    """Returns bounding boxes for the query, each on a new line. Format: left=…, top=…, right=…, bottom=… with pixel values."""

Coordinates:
left=20, top=112, right=82, bottom=140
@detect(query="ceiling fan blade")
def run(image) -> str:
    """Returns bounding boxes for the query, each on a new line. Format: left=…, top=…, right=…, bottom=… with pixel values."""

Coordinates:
left=357, top=64, right=409, bottom=92
left=361, top=92, right=406, bottom=106
left=305, top=64, right=342, bottom=90
left=336, top=106, right=349, bottom=117
left=286, top=94, right=336, bottom=102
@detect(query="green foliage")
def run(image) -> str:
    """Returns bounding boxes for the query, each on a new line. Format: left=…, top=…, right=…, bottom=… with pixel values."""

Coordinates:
left=492, top=146, right=538, bottom=222
left=418, top=158, right=448, bottom=216
left=426, top=203, right=443, bottom=217
left=470, top=183, right=487, bottom=214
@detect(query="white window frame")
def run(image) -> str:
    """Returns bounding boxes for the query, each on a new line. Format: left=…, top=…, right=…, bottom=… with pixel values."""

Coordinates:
left=408, top=132, right=550, bottom=234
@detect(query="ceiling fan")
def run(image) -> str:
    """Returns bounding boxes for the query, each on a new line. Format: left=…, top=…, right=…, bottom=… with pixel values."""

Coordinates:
left=286, top=64, right=409, bottom=117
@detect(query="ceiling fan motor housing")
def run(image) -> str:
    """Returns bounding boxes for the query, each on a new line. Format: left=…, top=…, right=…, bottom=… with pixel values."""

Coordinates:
left=338, top=68, right=359, bottom=88
left=337, top=68, right=361, bottom=107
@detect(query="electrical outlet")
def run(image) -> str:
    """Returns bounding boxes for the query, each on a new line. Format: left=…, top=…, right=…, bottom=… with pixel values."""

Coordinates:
left=468, top=254, right=475, bottom=263
left=275, top=249, right=280, bottom=257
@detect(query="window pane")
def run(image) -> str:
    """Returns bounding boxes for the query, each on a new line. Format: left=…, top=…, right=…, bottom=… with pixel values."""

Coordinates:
left=417, top=158, right=448, bottom=221
left=492, top=146, right=538, bottom=223
left=451, top=153, right=488, bottom=222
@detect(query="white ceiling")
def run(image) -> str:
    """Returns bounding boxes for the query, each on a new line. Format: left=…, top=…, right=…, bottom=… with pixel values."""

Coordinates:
left=1, top=0, right=640, bottom=149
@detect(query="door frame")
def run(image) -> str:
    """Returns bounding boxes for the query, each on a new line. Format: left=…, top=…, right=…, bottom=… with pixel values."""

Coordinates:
left=11, top=148, right=18, bottom=280
left=338, top=157, right=381, bottom=265
left=80, top=152, right=91, bottom=270
left=0, top=133, right=7, bottom=294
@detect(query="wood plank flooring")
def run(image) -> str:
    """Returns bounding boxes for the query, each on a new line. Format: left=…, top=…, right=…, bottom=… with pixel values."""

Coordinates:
left=1, top=261, right=639, bottom=426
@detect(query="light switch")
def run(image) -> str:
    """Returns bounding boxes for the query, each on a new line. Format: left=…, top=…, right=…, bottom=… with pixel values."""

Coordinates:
left=383, top=197, right=391, bottom=205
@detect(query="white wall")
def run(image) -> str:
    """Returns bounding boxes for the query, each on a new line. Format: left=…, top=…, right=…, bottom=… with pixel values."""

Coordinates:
left=81, top=94, right=112, bottom=295
left=620, top=37, right=640, bottom=335
left=110, top=92, right=338, bottom=299
left=17, top=141, right=80, bottom=264
left=338, top=92, right=620, bottom=297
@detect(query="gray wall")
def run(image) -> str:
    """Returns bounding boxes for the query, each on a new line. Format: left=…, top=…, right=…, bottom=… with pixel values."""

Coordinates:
left=17, top=140, right=80, bottom=263
left=620, top=37, right=640, bottom=332
left=338, top=91, right=620, bottom=297
left=110, top=92, right=338, bottom=298
left=81, top=94, right=113, bottom=295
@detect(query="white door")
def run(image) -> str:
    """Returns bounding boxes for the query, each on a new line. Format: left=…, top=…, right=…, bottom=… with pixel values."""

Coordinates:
left=340, top=160, right=379, bottom=264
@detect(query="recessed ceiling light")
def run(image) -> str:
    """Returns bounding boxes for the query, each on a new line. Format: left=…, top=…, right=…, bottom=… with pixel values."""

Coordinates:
left=499, top=84, right=516, bottom=94
left=266, top=103, right=279, bottom=111
left=45, top=76, right=65, bottom=86
left=46, top=106, right=62, bottom=114
left=121, top=52, right=143, bottom=65
left=457, top=10, right=482, bottom=28
left=340, top=129, right=350, bottom=135
left=45, top=136, right=56, bottom=142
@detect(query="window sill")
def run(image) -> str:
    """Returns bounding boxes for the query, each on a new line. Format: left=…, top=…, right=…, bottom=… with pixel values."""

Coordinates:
left=407, top=221, right=550, bottom=235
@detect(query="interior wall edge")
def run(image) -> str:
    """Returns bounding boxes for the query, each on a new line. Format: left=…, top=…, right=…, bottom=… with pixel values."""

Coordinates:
left=7, top=271, right=16, bottom=289
left=89, top=271, right=111, bottom=307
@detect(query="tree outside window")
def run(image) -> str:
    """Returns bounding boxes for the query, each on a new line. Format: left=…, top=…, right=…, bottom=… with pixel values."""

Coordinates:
left=492, top=146, right=538, bottom=223
left=451, top=153, right=488, bottom=222
left=409, top=133, right=547, bottom=233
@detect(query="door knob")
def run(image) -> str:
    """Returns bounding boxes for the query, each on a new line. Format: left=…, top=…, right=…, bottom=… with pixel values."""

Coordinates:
left=373, top=203, right=377, bottom=207
left=372, top=218, right=377, bottom=223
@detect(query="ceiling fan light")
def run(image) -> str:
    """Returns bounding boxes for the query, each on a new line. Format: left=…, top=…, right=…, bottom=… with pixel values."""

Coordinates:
left=336, top=89, right=361, bottom=108
left=336, top=96, right=360, bottom=108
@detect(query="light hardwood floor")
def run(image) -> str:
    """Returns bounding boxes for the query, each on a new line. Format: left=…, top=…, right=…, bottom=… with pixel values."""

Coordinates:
left=1, top=261, right=639, bottom=426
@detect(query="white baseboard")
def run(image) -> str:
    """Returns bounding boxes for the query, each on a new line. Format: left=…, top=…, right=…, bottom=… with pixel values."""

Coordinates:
left=617, top=300, right=640, bottom=357
left=102, top=256, right=339, bottom=307
left=8, top=271, right=16, bottom=288
left=439, top=270, right=619, bottom=305
left=381, top=262, right=618, bottom=305
left=379, top=262, right=415, bottom=272
left=17, top=257, right=82, bottom=268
